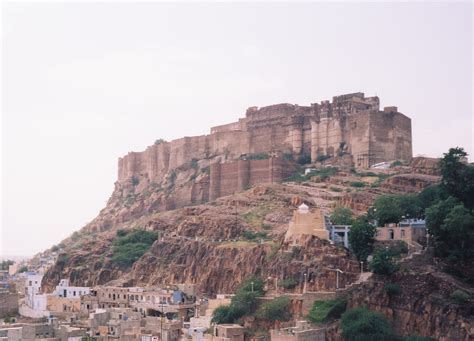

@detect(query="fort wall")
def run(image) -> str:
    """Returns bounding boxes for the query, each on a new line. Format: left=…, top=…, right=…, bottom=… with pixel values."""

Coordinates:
left=116, top=93, right=412, bottom=201
left=209, top=157, right=295, bottom=200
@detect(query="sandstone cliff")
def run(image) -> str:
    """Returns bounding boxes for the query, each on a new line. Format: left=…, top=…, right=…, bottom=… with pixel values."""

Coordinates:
left=342, top=251, right=474, bottom=341
left=42, top=184, right=361, bottom=294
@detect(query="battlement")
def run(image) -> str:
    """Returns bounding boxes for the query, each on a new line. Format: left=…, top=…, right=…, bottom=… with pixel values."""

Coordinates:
left=119, top=92, right=412, bottom=186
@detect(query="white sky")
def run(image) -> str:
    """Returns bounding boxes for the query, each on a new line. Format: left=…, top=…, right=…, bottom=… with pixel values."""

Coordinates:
left=1, top=2, right=473, bottom=257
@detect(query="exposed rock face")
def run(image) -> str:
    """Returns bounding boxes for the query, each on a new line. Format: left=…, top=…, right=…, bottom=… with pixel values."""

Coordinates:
left=130, top=235, right=360, bottom=295
left=83, top=93, right=415, bottom=232
left=346, top=273, right=473, bottom=340
left=380, top=173, right=441, bottom=193
left=42, top=184, right=360, bottom=294
left=410, top=156, right=441, bottom=175
left=338, top=171, right=440, bottom=213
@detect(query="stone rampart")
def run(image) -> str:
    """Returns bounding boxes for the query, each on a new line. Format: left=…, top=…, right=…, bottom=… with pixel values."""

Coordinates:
left=0, top=291, right=18, bottom=318
left=117, top=92, right=412, bottom=184
left=209, top=157, right=295, bottom=200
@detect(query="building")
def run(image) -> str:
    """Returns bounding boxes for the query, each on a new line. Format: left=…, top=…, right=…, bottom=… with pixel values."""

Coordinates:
left=88, top=308, right=182, bottom=341
left=104, top=92, right=413, bottom=225
left=285, top=204, right=329, bottom=242
left=21, top=272, right=49, bottom=316
left=0, top=288, right=18, bottom=318
left=271, top=321, right=325, bottom=341
left=376, top=219, right=427, bottom=245
left=52, top=279, right=90, bottom=299
left=0, top=320, right=86, bottom=341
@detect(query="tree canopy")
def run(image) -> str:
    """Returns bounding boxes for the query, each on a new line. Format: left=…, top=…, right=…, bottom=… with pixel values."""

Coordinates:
left=330, top=207, right=353, bottom=225
left=341, top=307, right=397, bottom=341
left=211, top=277, right=265, bottom=324
left=348, top=215, right=376, bottom=262
left=425, top=147, right=474, bottom=281
left=373, top=194, right=421, bottom=226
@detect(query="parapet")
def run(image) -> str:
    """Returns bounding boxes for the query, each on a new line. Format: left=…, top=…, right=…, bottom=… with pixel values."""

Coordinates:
left=384, top=106, right=398, bottom=113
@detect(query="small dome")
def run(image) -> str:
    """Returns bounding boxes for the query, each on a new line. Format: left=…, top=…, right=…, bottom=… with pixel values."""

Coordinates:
left=298, top=203, right=309, bottom=214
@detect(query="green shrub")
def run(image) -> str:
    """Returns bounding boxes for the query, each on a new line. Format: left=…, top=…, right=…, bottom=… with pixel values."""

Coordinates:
left=341, top=307, right=396, bottom=341
left=116, top=229, right=128, bottom=237
left=278, top=278, right=298, bottom=289
left=241, top=153, right=269, bottom=160
left=212, top=277, right=265, bottom=324
left=261, top=223, right=272, bottom=230
left=375, top=241, right=408, bottom=258
left=308, top=297, right=347, bottom=323
left=283, top=152, right=293, bottom=161
left=242, top=230, right=267, bottom=240
left=297, top=154, right=312, bottom=165
left=384, top=283, right=401, bottom=296
left=390, top=160, right=403, bottom=168
left=154, top=138, right=165, bottom=145
left=18, top=266, right=28, bottom=273
left=350, top=181, right=366, bottom=188
left=257, top=296, right=291, bottom=322
left=111, top=229, right=158, bottom=268
left=211, top=305, right=235, bottom=324
left=284, top=172, right=308, bottom=183
left=330, top=186, right=343, bottom=192
left=450, top=290, right=469, bottom=304
left=369, top=250, right=399, bottom=276
left=317, top=155, right=330, bottom=162
left=131, top=176, right=139, bottom=186
left=404, top=335, right=437, bottom=341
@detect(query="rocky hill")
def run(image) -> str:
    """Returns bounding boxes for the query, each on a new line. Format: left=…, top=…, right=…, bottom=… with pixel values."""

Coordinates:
left=41, top=158, right=439, bottom=295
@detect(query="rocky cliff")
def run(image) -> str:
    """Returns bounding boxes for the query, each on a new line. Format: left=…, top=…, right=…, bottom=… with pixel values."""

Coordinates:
left=42, top=159, right=440, bottom=293
left=343, top=251, right=474, bottom=340
left=42, top=184, right=360, bottom=294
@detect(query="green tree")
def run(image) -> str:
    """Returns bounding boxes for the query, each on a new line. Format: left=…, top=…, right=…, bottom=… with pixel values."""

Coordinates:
left=373, top=195, right=403, bottom=226
left=211, top=277, right=265, bottom=324
left=256, top=296, right=291, bottom=322
left=111, top=229, right=158, bottom=268
left=369, top=250, right=399, bottom=276
left=418, top=185, right=446, bottom=211
left=373, top=194, right=421, bottom=226
left=427, top=202, right=474, bottom=263
left=348, top=216, right=376, bottom=262
left=341, top=307, right=397, bottom=341
left=439, top=147, right=474, bottom=209
left=211, top=305, right=235, bottom=324
left=307, top=297, right=347, bottom=323
left=0, top=260, right=14, bottom=271
left=330, top=207, right=353, bottom=225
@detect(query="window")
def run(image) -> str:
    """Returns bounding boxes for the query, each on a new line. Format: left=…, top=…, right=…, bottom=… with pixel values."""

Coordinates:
left=401, top=229, right=405, bottom=238
left=389, top=229, right=394, bottom=240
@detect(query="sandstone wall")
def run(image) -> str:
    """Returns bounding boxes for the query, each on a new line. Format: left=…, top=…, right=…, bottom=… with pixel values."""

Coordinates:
left=209, top=158, right=296, bottom=201
left=117, top=93, right=412, bottom=185
left=347, top=112, right=371, bottom=168
left=0, top=291, right=18, bottom=318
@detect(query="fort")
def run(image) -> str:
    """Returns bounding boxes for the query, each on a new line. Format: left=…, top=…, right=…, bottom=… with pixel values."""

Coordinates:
left=116, top=92, right=412, bottom=202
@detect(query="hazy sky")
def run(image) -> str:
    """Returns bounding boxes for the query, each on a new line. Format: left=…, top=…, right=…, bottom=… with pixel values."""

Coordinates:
left=1, top=2, right=472, bottom=257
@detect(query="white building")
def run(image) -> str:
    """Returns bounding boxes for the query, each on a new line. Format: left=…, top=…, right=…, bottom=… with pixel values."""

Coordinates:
left=52, top=279, right=90, bottom=298
left=25, top=273, right=43, bottom=308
